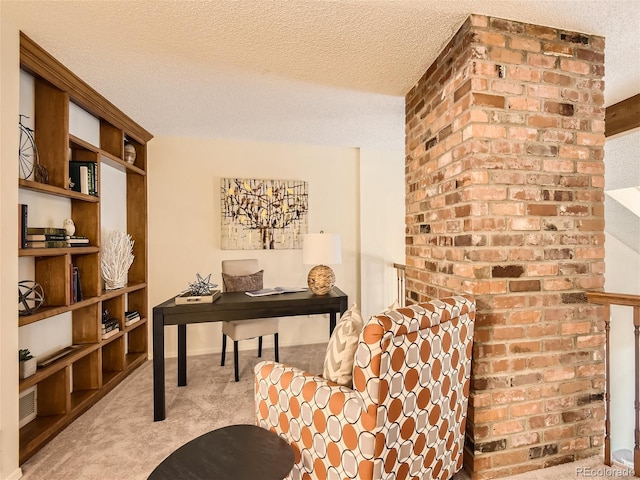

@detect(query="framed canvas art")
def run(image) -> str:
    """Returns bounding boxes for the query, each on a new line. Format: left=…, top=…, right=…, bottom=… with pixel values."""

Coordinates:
left=221, top=178, right=308, bottom=249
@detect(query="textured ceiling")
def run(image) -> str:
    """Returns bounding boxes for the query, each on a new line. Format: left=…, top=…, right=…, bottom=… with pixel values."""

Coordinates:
left=3, top=0, right=639, bottom=149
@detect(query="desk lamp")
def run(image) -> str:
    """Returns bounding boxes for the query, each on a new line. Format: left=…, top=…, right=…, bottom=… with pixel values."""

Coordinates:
left=302, top=232, right=342, bottom=295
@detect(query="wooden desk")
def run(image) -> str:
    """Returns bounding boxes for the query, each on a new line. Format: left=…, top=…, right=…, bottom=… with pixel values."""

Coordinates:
left=152, top=287, right=348, bottom=421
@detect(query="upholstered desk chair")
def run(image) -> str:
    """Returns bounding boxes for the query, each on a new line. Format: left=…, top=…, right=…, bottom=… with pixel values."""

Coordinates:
left=255, top=295, right=476, bottom=480
left=220, top=259, right=279, bottom=382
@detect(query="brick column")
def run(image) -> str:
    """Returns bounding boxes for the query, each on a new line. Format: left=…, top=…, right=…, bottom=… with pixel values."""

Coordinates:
left=405, top=15, right=605, bottom=479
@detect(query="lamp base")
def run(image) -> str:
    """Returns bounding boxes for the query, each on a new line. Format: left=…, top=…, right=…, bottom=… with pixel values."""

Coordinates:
left=307, top=265, right=335, bottom=295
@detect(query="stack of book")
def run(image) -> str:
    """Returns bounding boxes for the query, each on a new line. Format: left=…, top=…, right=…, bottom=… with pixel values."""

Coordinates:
left=67, top=235, right=89, bottom=246
left=102, top=317, right=120, bottom=340
left=69, top=161, right=98, bottom=196
left=25, top=227, right=68, bottom=248
left=125, top=310, right=141, bottom=327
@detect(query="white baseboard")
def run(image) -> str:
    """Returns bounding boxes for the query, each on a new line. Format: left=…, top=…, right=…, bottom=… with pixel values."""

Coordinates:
left=5, top=467, right=23, bottom=480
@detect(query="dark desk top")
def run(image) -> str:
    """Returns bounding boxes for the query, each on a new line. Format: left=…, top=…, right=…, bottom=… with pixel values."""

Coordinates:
left=148, top=424, right=294, bottom=480
left=154, top=286, right=348, bottom=325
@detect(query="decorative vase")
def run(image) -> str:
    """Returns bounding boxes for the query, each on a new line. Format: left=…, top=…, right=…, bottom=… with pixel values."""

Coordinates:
left=19, top=357, right=37, bottom=379
left=124, top=142, right=136, bottom=165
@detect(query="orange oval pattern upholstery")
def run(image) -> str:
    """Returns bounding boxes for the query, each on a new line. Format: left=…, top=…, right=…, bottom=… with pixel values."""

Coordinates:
left=255, top=294, right=475, bottom=480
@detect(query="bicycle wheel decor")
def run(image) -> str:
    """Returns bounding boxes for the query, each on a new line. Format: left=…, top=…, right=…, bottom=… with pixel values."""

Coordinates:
left=19, top=115, right=38, bottom=181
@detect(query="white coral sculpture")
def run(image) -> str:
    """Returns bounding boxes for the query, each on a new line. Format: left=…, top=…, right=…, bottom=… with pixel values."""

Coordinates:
left=101, top=230, right=134, bottom=290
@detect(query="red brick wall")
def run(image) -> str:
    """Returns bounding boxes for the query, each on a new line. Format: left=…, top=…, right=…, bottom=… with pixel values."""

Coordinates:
left=405, top=15, right=605, bottom=479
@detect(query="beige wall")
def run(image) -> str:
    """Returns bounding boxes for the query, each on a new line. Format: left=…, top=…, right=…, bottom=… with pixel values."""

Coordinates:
left=148, top=136, right=404, bottom=357
left=1, top=17, right=22, bottom=480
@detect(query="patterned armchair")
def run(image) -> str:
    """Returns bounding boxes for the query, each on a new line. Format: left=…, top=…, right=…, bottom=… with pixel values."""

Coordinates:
left=255, top=294, right=475, bottom=480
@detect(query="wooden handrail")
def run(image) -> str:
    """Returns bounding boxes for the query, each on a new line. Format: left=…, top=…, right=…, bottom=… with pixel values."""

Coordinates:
left=587, top=290, right=640, bottom=476
left=587, top=291, right=640, bottom=307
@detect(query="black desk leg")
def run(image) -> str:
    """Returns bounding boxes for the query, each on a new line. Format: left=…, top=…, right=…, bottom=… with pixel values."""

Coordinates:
left=153, top=308, right=165, bottom=421
left=329, top=312, right=337, bottom=336
left=178, top=324, right=187, bottom=386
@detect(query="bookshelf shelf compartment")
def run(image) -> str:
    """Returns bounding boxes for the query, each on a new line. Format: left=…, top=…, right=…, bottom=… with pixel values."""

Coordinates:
left=19, top=246, right=99, bottom=257
left=18, top=179, right=100, bottom=202
left=18, top=296, right=101, bottom=327
left=19, top=344, right=97, bottom=392
left=17, top=32, right=151, bottom=464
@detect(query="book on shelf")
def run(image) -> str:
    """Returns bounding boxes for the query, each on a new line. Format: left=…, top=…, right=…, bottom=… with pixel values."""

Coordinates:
left=67, top=236, right=89, bottom=245
left=18, top=204, right=28, bottom=248
left=26, top=233, right=67, bottom=241
left=69, top=265, right=82, bottom=303
left=102, top=321, right=119, bottom=334
left=69, top=161, right=98, bottom=196
left=70, top=264, right=76, bottom=304
left=245, top=286, right=308, bottom=297
left=124, top=310, right=141, bottom=326
left=102, top=317, right=119, bottom=327
left=102, top=328, right=120, bottom=340
left=25, top=240, right=69, bottom=248
left=27, top=227, right=67, bottom=235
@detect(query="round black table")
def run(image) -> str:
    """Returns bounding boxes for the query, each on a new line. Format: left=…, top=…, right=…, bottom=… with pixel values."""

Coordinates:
left=148, top=424, right=294, bottom=480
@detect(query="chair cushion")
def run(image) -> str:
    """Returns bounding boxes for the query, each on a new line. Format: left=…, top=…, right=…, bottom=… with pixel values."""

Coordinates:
left=223, top=318, right=278, bottom=340
left=322, top=302, right=364, bottom=387
left=222, top=270, right=263, bottom=293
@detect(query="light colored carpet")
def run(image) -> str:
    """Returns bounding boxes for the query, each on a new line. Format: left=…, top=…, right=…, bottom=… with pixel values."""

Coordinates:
left=19, top=343, right=624, bottom=480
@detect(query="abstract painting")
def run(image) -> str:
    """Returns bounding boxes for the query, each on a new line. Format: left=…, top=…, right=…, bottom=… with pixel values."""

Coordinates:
left=221, top=178, right=308, bottom=249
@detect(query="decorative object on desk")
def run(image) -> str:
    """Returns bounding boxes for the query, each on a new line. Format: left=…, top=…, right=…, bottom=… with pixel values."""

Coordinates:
left=124, top=140, right=136, bottom=164
left=221, top=178, right=308, bottom=250
left=175, top=290, right=221, bottom=304
left=188, top=272, right=218, bottom=296
left=302, top=231, right=342, bottom=295
left=19, top=349, right=37, bottom=379
left=175, top=273, right=220, bottom=304
left=63, top=218, right=75, bottom=236
left=100, top=230, right=134, bottom=290
left=18, top=280, right=45, bottom=316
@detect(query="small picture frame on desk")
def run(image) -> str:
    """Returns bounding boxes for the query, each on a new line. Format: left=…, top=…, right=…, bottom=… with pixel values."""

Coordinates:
left=175, top=290, right=221, bottom=305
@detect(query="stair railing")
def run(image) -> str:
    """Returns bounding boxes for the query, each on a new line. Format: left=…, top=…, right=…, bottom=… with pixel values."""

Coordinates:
left=587, top=291, right=640, bottom=476
left=393, top=263, right=406, bottom=307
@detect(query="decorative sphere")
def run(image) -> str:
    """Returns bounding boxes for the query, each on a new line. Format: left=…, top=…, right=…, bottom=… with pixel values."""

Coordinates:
left=307, top=265, right=335, bottom=295
left=18, top=280, right=45, bottom=316
left=63, top=218, right=75, bottom=236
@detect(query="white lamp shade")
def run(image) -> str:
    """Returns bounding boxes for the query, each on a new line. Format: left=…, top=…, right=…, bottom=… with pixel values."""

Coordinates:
left=302, top=233, right=342, bottom=265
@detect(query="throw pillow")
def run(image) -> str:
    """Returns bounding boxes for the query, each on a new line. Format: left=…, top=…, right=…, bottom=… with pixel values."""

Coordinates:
left=222, top=270, right=264, bottom=293
left=323, top=302, right=364, bottom=387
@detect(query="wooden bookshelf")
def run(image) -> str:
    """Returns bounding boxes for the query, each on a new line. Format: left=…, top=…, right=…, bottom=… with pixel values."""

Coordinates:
left=17, top=32, right=152, bottom=465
